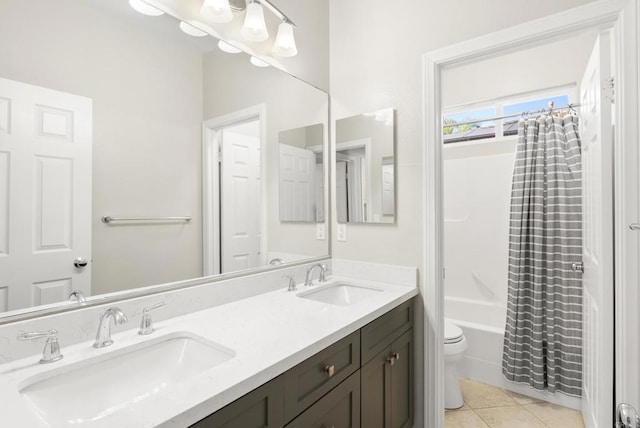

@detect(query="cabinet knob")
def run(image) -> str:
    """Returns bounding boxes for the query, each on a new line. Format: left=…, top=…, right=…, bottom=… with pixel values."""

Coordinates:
left=393, top=352, right=400, bottom=361
left=386, top=356, right=396, bottom=366
left=324, top=364, right=335, bottom=377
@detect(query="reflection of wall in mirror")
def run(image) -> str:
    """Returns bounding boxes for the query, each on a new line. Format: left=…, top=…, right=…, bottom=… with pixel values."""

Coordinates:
left=0, top=0, right=204, bottom=299
left=336, top=112, right=394, bottom=223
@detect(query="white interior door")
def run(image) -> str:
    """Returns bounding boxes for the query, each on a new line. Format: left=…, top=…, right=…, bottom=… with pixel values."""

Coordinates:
left=0, top=78, right=92, bottom=312
left=336, top=160, right=348, bottom=223
left=220, top=126, right=261, bottom=273
left=580, top=32, right=614, bottom=428
left=279, top=144, right=316, bottom=222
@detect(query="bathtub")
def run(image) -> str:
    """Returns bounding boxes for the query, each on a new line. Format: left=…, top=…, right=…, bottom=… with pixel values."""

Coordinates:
left=445, top=295, right=582, bottom=410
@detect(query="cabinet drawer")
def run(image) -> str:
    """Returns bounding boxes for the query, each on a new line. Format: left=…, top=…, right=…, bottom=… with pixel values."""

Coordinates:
left=284, top=330, right=360, bottom=423
left=361, top=299, right=413, bottom=364
left=286, top=371, right=360, bottom=428
left=190, top=376, right=284, bottom=428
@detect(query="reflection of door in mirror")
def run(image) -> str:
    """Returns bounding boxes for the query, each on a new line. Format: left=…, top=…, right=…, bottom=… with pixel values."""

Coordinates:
left=381, top=156, right=395, bottom=216
left=220, top=121, right=262, bottom=274
left=0, top=78, right=92, bottom=312
left=336, top=139, right=371, bottom=223
left=278, top=123, right=324, bottom=223
left=204, top=116, right=264, bottom=276
left=279, top=144, right=316, bottom=222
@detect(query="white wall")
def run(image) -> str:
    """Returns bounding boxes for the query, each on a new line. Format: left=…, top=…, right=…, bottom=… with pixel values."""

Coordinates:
left=328, top=1, right=595, bottom=426
left=0, top=0, right=204, bottom=295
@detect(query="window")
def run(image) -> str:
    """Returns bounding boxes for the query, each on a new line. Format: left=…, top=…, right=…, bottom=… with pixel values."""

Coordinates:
left=443, top=93, right=572, bottom=144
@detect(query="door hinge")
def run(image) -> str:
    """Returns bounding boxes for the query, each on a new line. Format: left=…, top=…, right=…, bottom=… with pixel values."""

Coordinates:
left=603, top=77, right=615, bottom=103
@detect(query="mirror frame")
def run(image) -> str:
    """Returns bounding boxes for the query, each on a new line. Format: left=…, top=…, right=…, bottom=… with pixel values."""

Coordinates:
left=0, top=1, right=332, bottom=326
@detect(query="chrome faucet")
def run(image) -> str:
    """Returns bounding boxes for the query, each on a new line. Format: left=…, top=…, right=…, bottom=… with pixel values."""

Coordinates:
left=17, top=329, right=63, bottom=364
left=304, top=263, right=328, bottom=286
left=94, top=307, right=128, bottom=348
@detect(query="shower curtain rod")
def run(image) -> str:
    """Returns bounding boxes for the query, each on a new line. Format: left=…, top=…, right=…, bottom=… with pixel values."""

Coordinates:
left=442, top=103, right=581, bottom=129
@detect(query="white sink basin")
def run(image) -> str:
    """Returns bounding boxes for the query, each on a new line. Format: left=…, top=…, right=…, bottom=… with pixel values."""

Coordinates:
left=19, top=332, right=234, bottom=426
left=298, top=282, right=383, bottom=306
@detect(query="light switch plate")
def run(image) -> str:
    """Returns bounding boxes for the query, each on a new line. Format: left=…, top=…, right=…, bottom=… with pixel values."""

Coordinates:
left=316, top=223, right=326, bottom=240
left=337, top=223, right=347, bottom=242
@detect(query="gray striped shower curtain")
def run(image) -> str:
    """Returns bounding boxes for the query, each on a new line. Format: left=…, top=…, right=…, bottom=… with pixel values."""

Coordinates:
left=502, top=115, right=583, bottom=397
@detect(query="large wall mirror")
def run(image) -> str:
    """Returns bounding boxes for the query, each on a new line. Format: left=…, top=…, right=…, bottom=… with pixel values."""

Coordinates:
left=335, top=108, right=395, bottom=224
left=0, top=0, right=329, bottom=319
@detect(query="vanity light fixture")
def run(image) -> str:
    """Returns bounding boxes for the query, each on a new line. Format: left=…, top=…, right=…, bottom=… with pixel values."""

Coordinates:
left=241, top=0, right=269, bottom=42
left=218, top=40, right=242, bottom=53
left=129, top=0, right=164, bottom=16
left=179, top=21, right=208, bottom=37
left=250, top=56, right=270, bottom=67
left=272, top=20, right=297, bottom=57
left=201, top=0, right=234, bottom=23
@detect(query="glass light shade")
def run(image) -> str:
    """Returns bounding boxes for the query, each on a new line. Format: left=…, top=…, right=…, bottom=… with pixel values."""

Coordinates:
left=129, top=0, right=164, bottom=16
left=250, top=56, right=270, bottom=67
left=272, top=22, right=297, bottom=57
left=218, top=40, right=242, bottom=54
left=241, top=2, right=269, bottom=42
left=179, top=22, right=208, bottom=37
left=201, top=0, right=233, bottom=23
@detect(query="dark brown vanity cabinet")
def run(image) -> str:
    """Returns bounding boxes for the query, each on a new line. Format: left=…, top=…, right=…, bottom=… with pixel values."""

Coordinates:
left=190, top=298, right=414, bottom=428
left=190, top=376, right=284, bottom=428
left=361, top=300, right=414, bottom=428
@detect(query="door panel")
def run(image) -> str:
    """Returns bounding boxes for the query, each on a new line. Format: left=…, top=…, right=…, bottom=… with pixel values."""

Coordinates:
left=221, top=126, right=261, bottom=273
left=0, top=77, right=92, bottom=312
left=279, top=143, right=316, bottom=222
left=580, top=32, right=614, bottom=428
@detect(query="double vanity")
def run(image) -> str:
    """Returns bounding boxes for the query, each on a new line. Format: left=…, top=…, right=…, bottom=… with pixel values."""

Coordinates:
left=0, top=262, right=417, bottom=427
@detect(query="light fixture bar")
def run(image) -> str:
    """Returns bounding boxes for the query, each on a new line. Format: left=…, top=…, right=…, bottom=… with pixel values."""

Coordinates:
left=256, top=0, right=295, bottom=26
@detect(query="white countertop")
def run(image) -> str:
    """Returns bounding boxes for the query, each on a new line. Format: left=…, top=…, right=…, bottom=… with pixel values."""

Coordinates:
left=0, top=276, right=417, bottom=428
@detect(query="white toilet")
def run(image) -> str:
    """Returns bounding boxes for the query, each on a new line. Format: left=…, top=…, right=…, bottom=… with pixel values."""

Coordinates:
left=444, top=321, right=467, bottom=409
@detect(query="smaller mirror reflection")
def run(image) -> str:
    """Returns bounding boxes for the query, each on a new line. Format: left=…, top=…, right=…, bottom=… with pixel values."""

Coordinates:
left=278, top=124, right=325, bottom=223
left=335, top=108, right=395, bottom=224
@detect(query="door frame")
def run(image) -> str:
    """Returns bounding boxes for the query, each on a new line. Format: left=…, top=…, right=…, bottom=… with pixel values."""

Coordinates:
left=202, top=104, right=267, bottom=276
left=421, top=1, right=639, bottom=426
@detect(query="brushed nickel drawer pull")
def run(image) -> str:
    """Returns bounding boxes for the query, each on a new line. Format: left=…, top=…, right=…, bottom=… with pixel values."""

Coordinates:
left=324, top=365, right=335, bottom=377
left=393, top=352, right=400, bottom=361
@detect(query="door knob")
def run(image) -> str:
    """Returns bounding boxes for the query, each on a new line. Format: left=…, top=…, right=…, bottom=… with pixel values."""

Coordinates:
left=73, top=257, right=88, bottom=268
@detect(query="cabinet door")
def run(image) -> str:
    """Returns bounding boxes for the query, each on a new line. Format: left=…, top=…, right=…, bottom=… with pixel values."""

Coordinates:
left=286, top=371, right=360, bottom=428
left=190, top=377, right=284, bottom=428
left=390, top=329, right=414, bottom=428
left=361, top=346, right=391, bottom=428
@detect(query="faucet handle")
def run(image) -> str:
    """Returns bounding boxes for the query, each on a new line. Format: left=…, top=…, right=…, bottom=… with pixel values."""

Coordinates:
left=17, top=329, right=63, bottom=364
left=68, top=290, right=86, bottom=303
left=283, top=275, right=297, bottom=292
left=139, top=302, right=166, bottom=335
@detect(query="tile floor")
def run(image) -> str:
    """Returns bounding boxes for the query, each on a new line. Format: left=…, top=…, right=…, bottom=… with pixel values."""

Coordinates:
left=445, top=379, right=585, bottom=428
